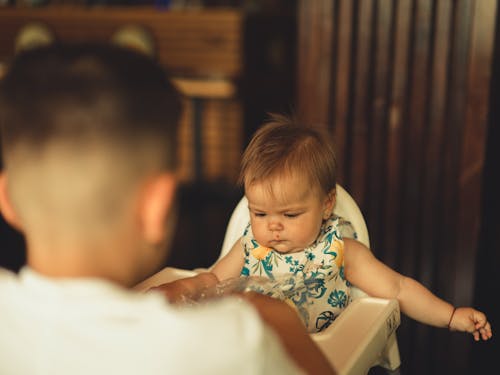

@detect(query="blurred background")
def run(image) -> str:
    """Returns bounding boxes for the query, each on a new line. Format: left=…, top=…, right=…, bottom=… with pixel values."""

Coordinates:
left=0, top=1, right=498, bottom=374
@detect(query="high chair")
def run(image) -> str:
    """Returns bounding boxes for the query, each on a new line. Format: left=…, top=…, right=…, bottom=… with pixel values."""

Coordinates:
left=136, top=184, right=401, bottom=375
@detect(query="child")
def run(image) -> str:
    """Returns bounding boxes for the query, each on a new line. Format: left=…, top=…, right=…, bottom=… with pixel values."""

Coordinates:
left=0, top=44, right=334, bottom=375
left=157, top=114, right=492, bottom=341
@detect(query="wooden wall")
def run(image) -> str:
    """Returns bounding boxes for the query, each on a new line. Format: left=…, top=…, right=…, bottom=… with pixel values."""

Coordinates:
left=0, top=7, right=244, bottom=183
left=0, top=7, right=243, bottom=77
left=297, top=1, right=497, bottom=374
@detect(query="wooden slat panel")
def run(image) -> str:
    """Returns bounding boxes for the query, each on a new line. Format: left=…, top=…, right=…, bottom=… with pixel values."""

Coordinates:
left=202, top=100, right=243, bottom=182
left=433, top=3, right=475, bottom=371
left=296, top=0, right=334, bottom=127
left=366, top=0, right=393, bottom=254
left=417, top=2, right=454, bottom=372
left=332, top=0, right=353, bottom=182
left=448, top=0, right=497, bottom=373
left=383, top=0, right=413, bottom=365
left=400, top=0, right=433, bottom=280
left=384, top=0, right=411, bottom=271
left=419, top=0, right=452, bottom=295
left=0, top=7, right=242, bottom=78
left=435, top=15, right=472, bottom=370
left=349, top=0, right=373, bottom=208
left=297, top=1, right=496, bottom=374
left=177, top=99, right=242, bottom=183
left=457, top=0, right=496, bottom=306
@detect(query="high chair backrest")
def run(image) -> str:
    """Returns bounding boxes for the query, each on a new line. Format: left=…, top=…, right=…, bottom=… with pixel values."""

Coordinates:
left=218, top=184, right=370, bottom=299
left=220, top=184, right=369, bottom=257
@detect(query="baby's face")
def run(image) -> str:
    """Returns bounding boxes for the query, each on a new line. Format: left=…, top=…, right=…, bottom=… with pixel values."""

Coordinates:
left=245, top=175, right=333, bottom=254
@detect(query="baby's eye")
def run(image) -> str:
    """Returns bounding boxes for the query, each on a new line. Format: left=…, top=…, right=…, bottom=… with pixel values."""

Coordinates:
left=284, top=213, right=300, bottom=218
left=253, top=212, right=266, bottom=217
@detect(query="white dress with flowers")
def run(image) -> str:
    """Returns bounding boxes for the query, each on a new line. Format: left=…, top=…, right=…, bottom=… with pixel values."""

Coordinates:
left=240, top=215, right=354, bottom=333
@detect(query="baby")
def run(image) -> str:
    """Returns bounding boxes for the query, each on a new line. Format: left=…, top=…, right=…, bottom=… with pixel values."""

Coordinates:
left=155, top=114, right=492, bottom=340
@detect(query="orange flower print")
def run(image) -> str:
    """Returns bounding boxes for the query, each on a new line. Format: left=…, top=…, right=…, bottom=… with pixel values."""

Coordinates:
left=251, top=245, right=272, bottom=260
left=331, top=240, right=344, bottom=268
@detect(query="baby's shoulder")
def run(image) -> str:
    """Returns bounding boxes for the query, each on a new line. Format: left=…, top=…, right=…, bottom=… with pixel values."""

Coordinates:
left=327, top=214, right=359, bottom=242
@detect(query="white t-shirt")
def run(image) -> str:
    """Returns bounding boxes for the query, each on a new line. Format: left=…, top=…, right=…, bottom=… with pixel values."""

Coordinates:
left=0, top=267, right=303, bottom=375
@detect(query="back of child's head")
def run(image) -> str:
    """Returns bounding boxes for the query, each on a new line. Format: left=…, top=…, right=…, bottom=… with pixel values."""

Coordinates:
left=240, top=113, right=337, bottom=195
left=0, top=43, right=182, bottom=239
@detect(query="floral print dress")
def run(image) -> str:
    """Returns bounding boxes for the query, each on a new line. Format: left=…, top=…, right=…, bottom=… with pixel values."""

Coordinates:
left=240, top=215, right=355, bottom=333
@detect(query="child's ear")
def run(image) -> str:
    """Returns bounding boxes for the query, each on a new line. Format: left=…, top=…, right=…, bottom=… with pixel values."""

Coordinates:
left=0, top=173, right=23, bottom=231
left=138, top=173, right=177, bottom=244
left=323, top=188, right=336, bottom=220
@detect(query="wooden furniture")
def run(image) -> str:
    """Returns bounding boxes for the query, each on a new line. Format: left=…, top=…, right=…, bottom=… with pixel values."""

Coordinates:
left=172, top=77, right=236, bottom=182
left=0, top=6, right=242, bottom=78
left=0, top=6, right=244, bottom=183
left=297, top=1, right=497, bottom=374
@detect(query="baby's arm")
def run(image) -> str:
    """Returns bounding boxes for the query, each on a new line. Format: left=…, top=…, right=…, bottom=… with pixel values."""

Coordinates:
left=343, top=238, right=492, bottom=341
left=149, top=239, right=245, bottom=303
left=210, top=239, right=245, bottom=280
left=148, top=272, right=218, bottom=303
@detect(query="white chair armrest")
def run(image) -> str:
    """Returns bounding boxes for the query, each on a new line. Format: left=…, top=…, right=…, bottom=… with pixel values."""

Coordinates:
left=312, top=297, right=401, bottom=375
left=134, top=267, right=198, bottom=292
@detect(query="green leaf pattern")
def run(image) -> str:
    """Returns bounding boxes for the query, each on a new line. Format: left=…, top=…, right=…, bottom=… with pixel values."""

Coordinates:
left=240, top=215, right=354, bottom=333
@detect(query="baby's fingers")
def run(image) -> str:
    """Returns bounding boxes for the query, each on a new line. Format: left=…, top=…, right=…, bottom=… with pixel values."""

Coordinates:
left=473, top=313, right=492, bottom=331
left=478, top=322, right=493, bottom=340
left=471, top=310, right=487, bottom=325
left=471, top=320, right=492, bottom=341
left=473, top=330, right=480, bottom=341
left=480, top=329, right=491, bottom=341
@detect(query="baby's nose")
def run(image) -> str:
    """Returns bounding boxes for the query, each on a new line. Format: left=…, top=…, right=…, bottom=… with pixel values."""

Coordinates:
left=268, top=220, right=283, bottom=231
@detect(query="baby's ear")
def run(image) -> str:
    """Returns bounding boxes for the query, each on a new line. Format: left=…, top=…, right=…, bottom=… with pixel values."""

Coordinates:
left=138, top=173, right=177, bottom=244
left=0, top=173, right=23, bottom=231
left=323, top=188, right=336, bottom=220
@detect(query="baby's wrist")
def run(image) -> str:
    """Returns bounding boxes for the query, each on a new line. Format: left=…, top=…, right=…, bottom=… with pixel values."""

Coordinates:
left=197, top=272, right=219, bottom=286
left=447, top=306, right=457, bottom=330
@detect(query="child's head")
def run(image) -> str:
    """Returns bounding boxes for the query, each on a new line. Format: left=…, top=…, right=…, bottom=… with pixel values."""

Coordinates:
left=0, top=43, right=182, bottom=281
left=239, top=114, right=337, bottom=253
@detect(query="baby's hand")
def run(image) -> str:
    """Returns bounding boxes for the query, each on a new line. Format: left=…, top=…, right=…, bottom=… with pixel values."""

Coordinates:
left=148, top=272, right=219, bottom=304
left=449, top=307, right=493, bottom=341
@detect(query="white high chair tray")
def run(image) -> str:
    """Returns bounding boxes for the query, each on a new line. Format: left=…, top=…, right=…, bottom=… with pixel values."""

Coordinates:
left=134, top=184, right=402, bottom=374
left=135, top=267, right=401, bottom=375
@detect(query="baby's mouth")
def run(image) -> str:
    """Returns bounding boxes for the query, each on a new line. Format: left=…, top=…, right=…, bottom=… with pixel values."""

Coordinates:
left=270, top=239, right=285, bottom=245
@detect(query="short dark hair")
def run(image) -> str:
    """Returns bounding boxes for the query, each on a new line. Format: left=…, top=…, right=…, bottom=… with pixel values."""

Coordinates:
left=0, top=42, right=182, bottom=170
left=0, top=43, right=183, bottom=233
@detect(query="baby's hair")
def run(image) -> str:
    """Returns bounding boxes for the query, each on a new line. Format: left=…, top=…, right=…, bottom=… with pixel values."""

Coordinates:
left=239, top=113, right=337, bottom=195
left=0, top=42, right=183, bottom=238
